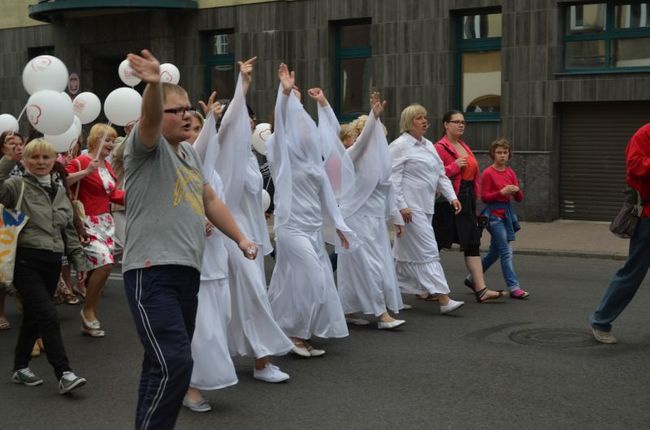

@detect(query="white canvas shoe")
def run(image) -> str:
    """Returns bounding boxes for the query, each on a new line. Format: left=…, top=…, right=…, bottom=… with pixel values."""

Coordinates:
left=254, top=364, right=290, bottom=383
left=440, top=299, right=464, bottom=315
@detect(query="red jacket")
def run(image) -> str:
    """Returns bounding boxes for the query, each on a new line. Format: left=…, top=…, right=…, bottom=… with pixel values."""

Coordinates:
left=626, top=123, right=650, bottom=218
left=65, top=154, right=125, bottom=216
left=434, top=136, right=481, bottom=198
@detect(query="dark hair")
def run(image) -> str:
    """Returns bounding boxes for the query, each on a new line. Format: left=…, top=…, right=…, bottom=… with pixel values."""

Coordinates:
left=441, top=109, right=463, bottom=137
left=0, top=131, right=24, bottom=148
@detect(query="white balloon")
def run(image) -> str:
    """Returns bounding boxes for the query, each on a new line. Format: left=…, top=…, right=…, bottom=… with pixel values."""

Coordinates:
left=22, top=55, right=69, bottom=95
left=0, top=114, right=19, bottom=134
left=251, top=122, right=272, bottom=155
left=262, top=189, right=271, bottom=212
left=73, top=92, right=102, bottom=124
left=26, top=90, right=74, bottom=135
left=104, top=87, right=142, bottom=126
left=159, top=63, right=180, bottom=85
left=118, top=59, right=142, bottom=87
left=44, top=119, right=81, bottom=153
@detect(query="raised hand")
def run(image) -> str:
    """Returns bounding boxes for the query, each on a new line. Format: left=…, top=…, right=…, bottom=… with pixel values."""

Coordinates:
left=278, top=63, right=295, bottom=94
left=308, top=88, right=328, bottom=107
left=127, top=50, right=160, bottom=83
left=198, top=91, right=223, bottom=120
left=239, top=56, right=257, bottom=82
left=2, top=135, right=15, bottom=158
left=370, top=91, right=387, bottom=118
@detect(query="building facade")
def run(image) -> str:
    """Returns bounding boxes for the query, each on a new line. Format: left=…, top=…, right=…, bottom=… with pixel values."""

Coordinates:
left=1, top=0, right=650, bottom=221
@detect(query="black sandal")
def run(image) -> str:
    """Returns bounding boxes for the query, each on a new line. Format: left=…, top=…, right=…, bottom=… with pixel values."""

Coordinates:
left=475, top=287, right=506, bottom=303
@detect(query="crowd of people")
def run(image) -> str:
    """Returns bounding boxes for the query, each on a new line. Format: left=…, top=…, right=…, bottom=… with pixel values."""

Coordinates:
left=2, top=48, right=648, bottom=430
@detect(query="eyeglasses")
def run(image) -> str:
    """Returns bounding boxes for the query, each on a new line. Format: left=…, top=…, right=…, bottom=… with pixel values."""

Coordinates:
left=447, top=120, right=467, bottom=125
left=163, top=106, right=196, bottom=116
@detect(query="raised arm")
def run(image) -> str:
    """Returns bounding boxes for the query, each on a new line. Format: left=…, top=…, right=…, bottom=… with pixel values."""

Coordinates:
left=127, top=50, right=162, bottom=149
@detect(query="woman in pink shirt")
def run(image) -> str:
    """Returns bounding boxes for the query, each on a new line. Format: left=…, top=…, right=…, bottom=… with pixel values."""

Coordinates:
left=479, top=139, right=528, bottom=299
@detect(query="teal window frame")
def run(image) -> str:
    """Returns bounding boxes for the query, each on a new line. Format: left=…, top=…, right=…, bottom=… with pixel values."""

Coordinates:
left=203, top=30, right=235, bottom=101
left=563, top=1, right=650, bottom=72
left=334, top=20, right=372, bottom=123
left=455, top=10, right=502, bottom=122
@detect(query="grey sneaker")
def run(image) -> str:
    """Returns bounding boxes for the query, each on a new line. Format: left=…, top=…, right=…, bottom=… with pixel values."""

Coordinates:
left=58, top=371, right=87, bottom=394
left=11, top=368, right=43, bottom=386
left=591, top=327, right=617, bottom=344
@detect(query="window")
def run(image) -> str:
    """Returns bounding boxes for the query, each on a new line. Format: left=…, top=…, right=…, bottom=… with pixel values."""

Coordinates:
left=456, top=11, right=502, bottom=121
left=564, top=2, right=650, bottom=71
left=204, top=31, right=235, bottom=100
left=334, top=20, right=372, bottom=122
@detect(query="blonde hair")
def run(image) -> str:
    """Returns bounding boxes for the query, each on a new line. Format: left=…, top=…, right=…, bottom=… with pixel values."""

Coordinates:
left=189, top=110, right=205, bottom=127
left=162, top=83, right=188, bottom=103
left=87, top=123, right=117, bottom=152
left=399, top=104, right=427, bottom=134
left=23, top=138, right=56, bottom=159
left=339, top=123, right=357, bottom=142
left=351, top=114, right=388, bottom=137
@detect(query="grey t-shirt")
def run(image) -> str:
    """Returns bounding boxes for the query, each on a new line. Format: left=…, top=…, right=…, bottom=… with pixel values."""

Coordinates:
left=122, top=124, right=207, bottom=272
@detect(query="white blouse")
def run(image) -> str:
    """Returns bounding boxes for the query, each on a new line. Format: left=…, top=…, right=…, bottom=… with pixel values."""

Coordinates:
left=389, top=133, right=456, bottom=214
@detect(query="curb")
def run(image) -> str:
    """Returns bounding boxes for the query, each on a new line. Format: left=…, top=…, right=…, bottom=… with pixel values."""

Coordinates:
left=510, top=249, right=627, bottom=261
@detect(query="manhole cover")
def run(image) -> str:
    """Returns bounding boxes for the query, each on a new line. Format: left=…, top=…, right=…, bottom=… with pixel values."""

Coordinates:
left=509, top=328, right=595, bottom=348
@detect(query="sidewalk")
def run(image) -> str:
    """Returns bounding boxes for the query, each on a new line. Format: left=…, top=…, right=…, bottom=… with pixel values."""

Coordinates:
left=492, top=220, right=628, bottom=260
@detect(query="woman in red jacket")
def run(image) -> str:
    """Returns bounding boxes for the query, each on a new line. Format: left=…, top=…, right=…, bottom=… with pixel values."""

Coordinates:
left=433, top=110, right=505, bottom=303
left=66, top=123, right=124, bottom=337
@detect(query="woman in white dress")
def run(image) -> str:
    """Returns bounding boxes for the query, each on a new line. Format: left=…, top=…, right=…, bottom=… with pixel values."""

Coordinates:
left=329, top=92, right=406, bottom=329
left=267, top=64, right=354, bottom=357
left=390, top=104, right=465, bottom=314
left=212, top=58, right=293, bottom=382
left=182, top=108, right=237, bottom=413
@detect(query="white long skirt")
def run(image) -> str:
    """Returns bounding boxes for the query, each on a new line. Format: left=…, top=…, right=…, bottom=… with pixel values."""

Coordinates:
left=190, top=278, right=238, bottom=391
left=338, top=214, right=403, bottom=316
left=392, top=211, right=450, bottom=296
left=226, top=241, right=293, bottom=358
left=268, top=226, right=349, bottom=340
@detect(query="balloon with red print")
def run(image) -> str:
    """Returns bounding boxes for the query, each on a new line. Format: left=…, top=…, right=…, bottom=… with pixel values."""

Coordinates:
left=159, top=63, right=180, bottom=84
left=22, top=55, right=69, bottom=95
left=104, top=87, right=142, bottom=126
left=118, top=59, right=142, bottom=87
left=73, top=92, right=102, bottom=124
left=44, top=116, right=82, bottom=153
left=26, top=90, right=74, bottom=135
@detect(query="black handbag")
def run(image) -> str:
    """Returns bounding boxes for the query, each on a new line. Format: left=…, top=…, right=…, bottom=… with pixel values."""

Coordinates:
left=610, top=187, right=644, bottom=239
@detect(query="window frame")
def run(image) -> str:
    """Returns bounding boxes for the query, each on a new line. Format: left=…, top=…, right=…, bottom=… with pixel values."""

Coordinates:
left=203, top=30, right=236, bottom=101
left=454, top=9, right=502, bottom=122
left=563, top=1, right=650, bottom=73
left=333, top=19, right=372, bottom=123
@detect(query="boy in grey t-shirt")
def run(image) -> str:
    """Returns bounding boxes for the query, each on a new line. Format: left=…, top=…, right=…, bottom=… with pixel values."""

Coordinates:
left=123, top=49, right=257, bottom=430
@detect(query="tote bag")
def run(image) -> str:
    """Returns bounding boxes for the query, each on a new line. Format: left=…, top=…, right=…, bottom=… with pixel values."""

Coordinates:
left=0, top=181, right=29, bottom=286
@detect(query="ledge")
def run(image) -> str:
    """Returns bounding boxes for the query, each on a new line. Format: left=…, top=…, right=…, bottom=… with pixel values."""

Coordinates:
left=29, top=0, right=198, bottom=23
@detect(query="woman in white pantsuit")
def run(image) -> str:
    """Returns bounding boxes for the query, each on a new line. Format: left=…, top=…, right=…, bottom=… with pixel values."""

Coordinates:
left=390, top=104, right=465, bottom=314
left=267, top=64, right=355, bottom=357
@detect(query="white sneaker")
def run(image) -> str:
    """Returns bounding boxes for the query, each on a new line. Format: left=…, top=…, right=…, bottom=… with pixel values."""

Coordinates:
left=254, top=363, right=290, bottom=383
left=377, top=319, right=406, bottom=330
left=306, top=345, right=326, bottom=357
left=58, top=371, right=87, bottom=394
left=440, top=299, right=464, bottom=315
left=401, top=304, right=413, bottom=310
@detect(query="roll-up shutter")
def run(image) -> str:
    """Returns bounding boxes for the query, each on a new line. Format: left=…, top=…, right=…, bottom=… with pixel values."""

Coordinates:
left=559, top=101, right=650, bottom=221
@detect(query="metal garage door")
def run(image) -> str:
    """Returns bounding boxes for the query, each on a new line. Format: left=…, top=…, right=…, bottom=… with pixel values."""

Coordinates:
left=560, top=101, right=650, bottom=221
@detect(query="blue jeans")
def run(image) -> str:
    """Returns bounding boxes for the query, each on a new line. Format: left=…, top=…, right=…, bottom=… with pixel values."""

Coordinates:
left=590, top=217, right=650, bottom=332
left=482, top=215, right=520, bottom=291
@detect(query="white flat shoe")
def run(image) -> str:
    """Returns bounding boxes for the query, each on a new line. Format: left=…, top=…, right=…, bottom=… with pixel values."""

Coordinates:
left=440, top=299, right=464, bottom=315
left=377, top=319, right=406, bottom=330
left=345, top=317, right=370, bottom=326
left=291, top=345, right=311, bottom=358
left=401, top=304, right=413, bottom=310
left=306, top=345, right=325, bottom=357
left=183, top=396, right=212, bottom=413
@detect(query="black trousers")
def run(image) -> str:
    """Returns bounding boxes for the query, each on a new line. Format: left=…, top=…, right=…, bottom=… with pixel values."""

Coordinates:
left=13, top=248, right=71, bottom=380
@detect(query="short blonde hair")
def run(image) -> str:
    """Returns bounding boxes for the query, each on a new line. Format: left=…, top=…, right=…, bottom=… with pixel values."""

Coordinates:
left=189, top=110, right=205, bottom=127
left=399, top=104, right=427, bottom=134
left=162, top=83, right=188, bottom=103
left=339, top=123, right=357, bottom=142
left=23, top=138, right=56, bottom=159
left=351, top=114, right=388, bottom=137
left=87, top=123, right=117, bottom=152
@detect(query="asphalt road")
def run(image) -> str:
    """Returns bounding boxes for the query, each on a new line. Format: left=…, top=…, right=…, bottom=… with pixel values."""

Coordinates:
left=1, top=252, right=648, bottom=430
